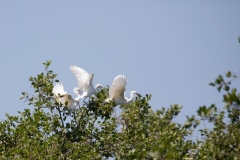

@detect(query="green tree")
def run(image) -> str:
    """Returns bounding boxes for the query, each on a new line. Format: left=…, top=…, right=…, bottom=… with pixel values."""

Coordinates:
left=0, top=61, right=196, bottom=159
left=1, top=61, right=239, bottom=159
left=196, top=71, right=240, bottom=159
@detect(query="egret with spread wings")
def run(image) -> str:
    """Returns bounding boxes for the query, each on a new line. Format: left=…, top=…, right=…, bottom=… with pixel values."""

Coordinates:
left=69, top=66, right=103, bottom=100
left=106, top=74, right=140, bottom=104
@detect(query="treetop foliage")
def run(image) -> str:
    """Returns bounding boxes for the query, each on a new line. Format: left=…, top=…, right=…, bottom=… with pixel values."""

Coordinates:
left=0, top=60, right=240, bottom=159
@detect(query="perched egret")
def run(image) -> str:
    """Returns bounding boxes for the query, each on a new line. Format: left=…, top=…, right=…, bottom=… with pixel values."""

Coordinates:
left=69, top=66, right=103, bottom=100
left=105, top=74, right=140, bottom=104
left=52, top=82, right=81, bottom=112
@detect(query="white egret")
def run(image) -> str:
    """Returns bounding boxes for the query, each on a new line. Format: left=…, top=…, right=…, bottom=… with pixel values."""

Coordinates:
left=52, top=82, right=81, bottom=112
left=105, top=74, right=140, bottom=104
left=69, top=66, right=103, bottom=100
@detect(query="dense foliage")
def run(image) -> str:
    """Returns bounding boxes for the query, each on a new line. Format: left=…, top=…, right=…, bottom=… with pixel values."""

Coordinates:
left=0, top=61, right=239, bottom=159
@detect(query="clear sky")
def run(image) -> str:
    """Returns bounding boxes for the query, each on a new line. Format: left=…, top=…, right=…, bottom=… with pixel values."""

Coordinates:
left=0, top=1, right=240, bottom=134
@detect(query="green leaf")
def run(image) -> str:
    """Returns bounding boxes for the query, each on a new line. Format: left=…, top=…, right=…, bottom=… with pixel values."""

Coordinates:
left=226, top=71, right=231, bottom=77
left=66, top=123, right=70, bottom=129
left=209, top=82, right=215, bottom=86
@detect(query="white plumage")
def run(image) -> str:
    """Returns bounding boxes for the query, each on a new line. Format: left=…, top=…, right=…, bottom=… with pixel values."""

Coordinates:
left=106, top=75, right=140, bottom=104
left=69, top=66, right=102, bottom=99
left=52, top=82, right=81, bottom=112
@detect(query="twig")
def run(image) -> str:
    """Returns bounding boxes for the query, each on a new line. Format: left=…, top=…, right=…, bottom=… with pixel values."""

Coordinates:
left=56, top=106, right=64, bottom=128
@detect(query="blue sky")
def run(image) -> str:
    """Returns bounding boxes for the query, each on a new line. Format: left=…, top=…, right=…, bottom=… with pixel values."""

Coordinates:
left=0, top=1, right=240, bottom=134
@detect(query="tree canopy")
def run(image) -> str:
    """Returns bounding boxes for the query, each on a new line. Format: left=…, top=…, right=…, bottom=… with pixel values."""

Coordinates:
left=0, top=61, right=239, bottom=159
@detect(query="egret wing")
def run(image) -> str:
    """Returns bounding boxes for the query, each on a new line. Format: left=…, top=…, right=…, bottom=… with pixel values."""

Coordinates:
left=109, top=75, right=127, bottom=99
left=69, top=66, right=91, bottom=91
left=88, top=73, right=94, bottom=86
left=53, top=83, right=67, bottom=96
